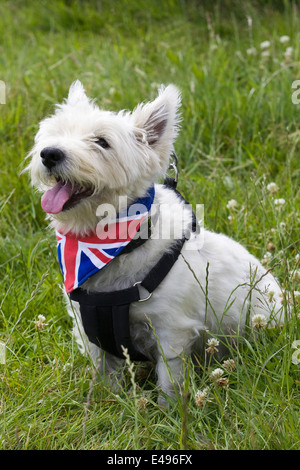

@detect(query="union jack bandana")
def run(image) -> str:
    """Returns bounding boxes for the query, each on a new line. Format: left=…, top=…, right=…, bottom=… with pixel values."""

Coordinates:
left=56, top=186, right=155, bottom=293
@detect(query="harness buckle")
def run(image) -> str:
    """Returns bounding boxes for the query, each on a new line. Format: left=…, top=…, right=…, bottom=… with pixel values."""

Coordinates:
left=133, top=281, right=153, bottom=302
left=168, top=151, right=178, bottom=183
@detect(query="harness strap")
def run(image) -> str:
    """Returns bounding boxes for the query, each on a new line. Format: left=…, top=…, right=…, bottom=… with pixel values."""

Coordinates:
left=141, top=237, right=185, bottom=293
left=70, top=236, right=186, bottom=361
left=70, top=236, right=185, bottom=307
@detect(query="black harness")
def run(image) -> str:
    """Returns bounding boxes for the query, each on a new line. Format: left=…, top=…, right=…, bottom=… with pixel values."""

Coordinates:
left=70, top=172, right=198, bottom=361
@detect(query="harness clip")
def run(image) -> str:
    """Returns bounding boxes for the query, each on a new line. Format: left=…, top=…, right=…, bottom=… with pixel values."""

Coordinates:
left=168, top=151, right=178, bottom=183
left=133, top=281, right=153, bottom=302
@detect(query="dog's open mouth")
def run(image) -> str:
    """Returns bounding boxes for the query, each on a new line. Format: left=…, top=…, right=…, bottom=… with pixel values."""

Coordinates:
left=41, top=179, right=93, bottom=214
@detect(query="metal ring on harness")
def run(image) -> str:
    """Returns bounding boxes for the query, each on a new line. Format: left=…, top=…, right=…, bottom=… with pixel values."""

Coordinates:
left=168, top=151, right=178, bottom=184
left=133, top=281, right=153, bottom=302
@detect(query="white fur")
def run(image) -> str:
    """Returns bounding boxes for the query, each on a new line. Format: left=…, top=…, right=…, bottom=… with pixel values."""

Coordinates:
left=28, top=82, right=283, bottom=404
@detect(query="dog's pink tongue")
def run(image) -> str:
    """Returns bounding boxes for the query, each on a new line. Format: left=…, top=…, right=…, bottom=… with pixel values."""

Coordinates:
left=41, top=181, right=73, bottom=214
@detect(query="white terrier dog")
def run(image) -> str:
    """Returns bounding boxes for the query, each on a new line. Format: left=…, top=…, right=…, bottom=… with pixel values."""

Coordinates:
left=28, top=81, right=283, bottom=404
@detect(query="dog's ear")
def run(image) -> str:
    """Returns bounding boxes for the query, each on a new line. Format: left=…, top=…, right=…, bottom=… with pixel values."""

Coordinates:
left=132, top=85, right=181, bottom=150
left=66, top=80, right=89, bottom=106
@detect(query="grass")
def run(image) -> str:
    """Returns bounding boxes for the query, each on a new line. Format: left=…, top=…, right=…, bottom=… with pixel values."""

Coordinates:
left=0, top=0, right=299, bottom=450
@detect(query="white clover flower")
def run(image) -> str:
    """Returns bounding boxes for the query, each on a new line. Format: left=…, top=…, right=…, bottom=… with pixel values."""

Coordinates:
left=260, top=40, right=271, bottom=49
left=252, top=314, right=267, bottom=329
left=279, top=222, right=286, bottom=231
left=274, top=198, right=286, bottom=206
left=137, top=396, right=149, bottom=411
left=267, top=182, right=279, bottom=194
left=195, top=387, right=209, bottom=408
left=284, top=47, right=293, bottom=57
left=262, top=251, right=272, bottom=266
left=261, top=49, right=271, bottom=57
left=280, top=35, right=290, bottom=43
left=267, top=290, right=276, bottom=303
left=222, top=359, right=236, bottom=371
left=210, top=368, right=229, bottom=388
left=206, top=338, right=219, bottom=354
left=267, top=241, right=275, bottom=252
left=34, top=315, right=48, bottom=330
left=246, top=47, right=257, bottom=56
left=215, top=377, right=229, bottom=388
left=226, top=199, right=238, bottom=210
left=210, top=368, right=224, bottom=381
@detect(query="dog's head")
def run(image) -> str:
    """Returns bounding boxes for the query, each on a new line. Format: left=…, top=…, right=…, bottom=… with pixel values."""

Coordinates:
left=27, top=81, right=181, bottom=234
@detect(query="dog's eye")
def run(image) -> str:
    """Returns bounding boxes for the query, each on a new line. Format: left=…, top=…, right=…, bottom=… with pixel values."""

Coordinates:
left=95, top=138, right=110, bottom=149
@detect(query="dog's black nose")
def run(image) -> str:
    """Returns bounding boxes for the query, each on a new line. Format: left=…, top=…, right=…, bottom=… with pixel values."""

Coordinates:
left=40, top=147, right=65, bottom=169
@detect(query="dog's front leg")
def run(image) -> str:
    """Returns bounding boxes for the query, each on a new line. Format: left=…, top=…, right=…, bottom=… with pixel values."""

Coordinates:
left=91, top=345, right=125, bottom=393
left=156, top=355, right=184, bottom=406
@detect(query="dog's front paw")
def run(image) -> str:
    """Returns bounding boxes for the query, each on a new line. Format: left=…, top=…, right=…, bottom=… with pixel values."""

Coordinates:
left=157, top=394, right=169, bottom=409
left=92, top=349, right=125, bottom=394
left=100, top=371, right=124, bottom=394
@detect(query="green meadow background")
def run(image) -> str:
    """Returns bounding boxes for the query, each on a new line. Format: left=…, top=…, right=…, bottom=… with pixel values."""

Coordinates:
left=0, top=0, right=299, bottom=450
